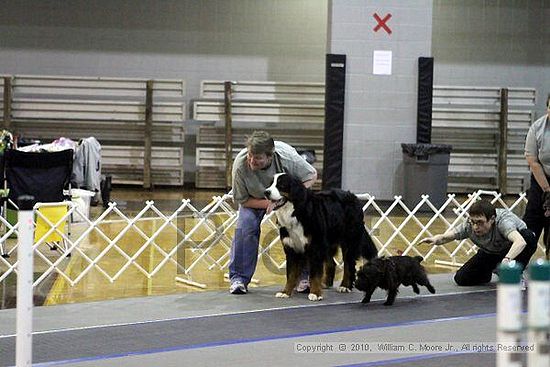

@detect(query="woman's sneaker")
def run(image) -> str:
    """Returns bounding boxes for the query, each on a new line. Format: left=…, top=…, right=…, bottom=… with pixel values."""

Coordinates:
left=229, top=280, right=247, bottom=294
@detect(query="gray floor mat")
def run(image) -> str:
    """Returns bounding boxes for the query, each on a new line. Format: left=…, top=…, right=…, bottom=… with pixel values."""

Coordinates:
left=0, top=290, right=497, bottom=366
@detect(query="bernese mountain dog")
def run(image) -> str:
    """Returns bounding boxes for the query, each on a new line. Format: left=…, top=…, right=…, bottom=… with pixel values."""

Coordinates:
left=264, top=173, right=378, bottom=301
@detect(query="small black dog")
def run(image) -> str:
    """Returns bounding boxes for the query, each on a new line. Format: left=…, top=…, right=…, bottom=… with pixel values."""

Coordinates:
left=355, top=256, right=435, bottom=306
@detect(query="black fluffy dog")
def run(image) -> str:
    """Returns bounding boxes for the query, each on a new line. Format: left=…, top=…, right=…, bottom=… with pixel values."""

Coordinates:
left=355, top=256, right=435, bottom=306
left=264, top=173, right=378, bottom=301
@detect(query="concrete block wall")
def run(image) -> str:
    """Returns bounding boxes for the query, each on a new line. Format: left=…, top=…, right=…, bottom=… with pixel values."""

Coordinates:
left=432, top=0, right=550, bottom=117
left=2, top=0, right=547, bottom=194
left=0, top=0, right=328, bottom=185
left=328, top=0, right=433, bottom=199
left=0, top=0, right=327, bottom=109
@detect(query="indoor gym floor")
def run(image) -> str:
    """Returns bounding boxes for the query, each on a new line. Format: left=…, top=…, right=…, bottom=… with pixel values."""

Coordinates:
left=0, top=187, right=536, bottom=366
left=0, top=273, right=505, bottom=367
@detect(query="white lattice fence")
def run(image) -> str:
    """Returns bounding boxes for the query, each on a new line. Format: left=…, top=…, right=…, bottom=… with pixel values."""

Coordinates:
left=0, top=190, right=545, bottom=289
left=359, top=190, right=537, bottom=269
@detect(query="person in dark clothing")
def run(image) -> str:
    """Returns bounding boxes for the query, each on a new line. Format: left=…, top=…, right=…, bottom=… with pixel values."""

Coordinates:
left=523, top=95, right=550, bottom=259
left=419, top=200, right=537, bottom=286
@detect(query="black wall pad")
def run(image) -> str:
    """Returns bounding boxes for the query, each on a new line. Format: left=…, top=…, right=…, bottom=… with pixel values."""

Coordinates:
left=323, top=54, right=346, bottom=189
left=416, top=57, right=434, bottom=144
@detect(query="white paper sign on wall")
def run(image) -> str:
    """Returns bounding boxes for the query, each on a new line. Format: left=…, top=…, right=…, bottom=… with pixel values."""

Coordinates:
left=373, top=50, right=392, bottom=75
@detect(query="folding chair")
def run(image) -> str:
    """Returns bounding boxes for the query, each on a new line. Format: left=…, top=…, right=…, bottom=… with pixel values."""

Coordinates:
left=2, top=149, right=73, bottom=256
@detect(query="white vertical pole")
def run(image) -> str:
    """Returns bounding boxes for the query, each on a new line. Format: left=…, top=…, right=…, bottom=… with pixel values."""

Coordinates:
left=527, top=259, right=550, bottom=367
left=497, top=261, right=523, bottom=367
left=16, top=196, right=35, bottom=367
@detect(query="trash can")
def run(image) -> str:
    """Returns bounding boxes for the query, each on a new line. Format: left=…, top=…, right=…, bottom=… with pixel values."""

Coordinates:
left=70, top=188, right=96, bottom=222
left=401, top=143, right=452, bottom=210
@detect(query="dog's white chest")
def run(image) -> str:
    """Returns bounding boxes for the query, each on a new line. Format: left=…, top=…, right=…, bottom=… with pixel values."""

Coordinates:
left=275, top=202, right=308, bottom=253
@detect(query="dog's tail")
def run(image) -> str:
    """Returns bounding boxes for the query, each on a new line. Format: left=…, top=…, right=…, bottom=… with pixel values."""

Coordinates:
left=414, top=255, right=424, bottom=263
left=360, top=228, right=378, bottom=260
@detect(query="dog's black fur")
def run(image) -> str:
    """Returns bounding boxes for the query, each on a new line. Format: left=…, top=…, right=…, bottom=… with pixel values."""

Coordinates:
left=355, top=255, right=435, bottom=306
left=264, top=173, right=378, bottom=301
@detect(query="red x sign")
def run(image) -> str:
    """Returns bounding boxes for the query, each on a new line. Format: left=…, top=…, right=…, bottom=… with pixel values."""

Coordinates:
left=373, top=13, right=392, bottom=34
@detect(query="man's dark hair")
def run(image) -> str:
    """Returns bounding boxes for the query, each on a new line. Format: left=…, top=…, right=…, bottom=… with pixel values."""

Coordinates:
left=246, top=130, right=275, bottom=156
left=468, top=200, right=496, bottom=220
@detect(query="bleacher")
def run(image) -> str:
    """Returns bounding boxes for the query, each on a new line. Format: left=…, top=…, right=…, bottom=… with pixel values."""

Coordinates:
left=2, top=75, right=538, bottom=194
left=192, top=80, right=325, bottom=189
left=431, top=86, right=535, bottom=193
left=1, top=75, right=186, bottom=186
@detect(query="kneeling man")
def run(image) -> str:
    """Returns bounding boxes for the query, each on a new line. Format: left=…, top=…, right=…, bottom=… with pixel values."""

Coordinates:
left=419, top=200, right=537, bottom=286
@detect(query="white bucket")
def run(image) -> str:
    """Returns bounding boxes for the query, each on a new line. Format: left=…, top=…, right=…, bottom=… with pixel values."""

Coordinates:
left=71, top=189, right=95, bottom=222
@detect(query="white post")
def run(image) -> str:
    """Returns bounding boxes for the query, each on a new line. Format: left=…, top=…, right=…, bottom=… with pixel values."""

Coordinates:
left=497, top=261, right=523, bottom=367
left=527, top=259, right=550, bottom=367
left=16, top=196, right=35, bottom=367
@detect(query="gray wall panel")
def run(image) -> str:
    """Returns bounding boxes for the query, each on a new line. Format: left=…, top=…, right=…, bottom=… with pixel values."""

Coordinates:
left=2, top=0, right=547, bottom=196
left=0, top=0, right=328, bottom=110
left=329, top=0, right=433, bottom=199
left=433, top=0, right=549, bottom=116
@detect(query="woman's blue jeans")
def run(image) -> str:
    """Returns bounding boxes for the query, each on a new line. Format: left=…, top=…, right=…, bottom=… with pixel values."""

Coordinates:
left=228, top=206, right=265, bottom=286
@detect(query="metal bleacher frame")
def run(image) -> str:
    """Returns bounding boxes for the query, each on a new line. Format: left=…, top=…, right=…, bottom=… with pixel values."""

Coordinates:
left=431, top=86, right=536, bottom=194
left=1, top=74, right=186, bottom=187
left=193, top=80, right=325, bottom=189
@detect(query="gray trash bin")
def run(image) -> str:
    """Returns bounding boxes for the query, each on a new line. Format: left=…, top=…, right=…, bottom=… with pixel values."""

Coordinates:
left=401, top=143, right=452, bottom=209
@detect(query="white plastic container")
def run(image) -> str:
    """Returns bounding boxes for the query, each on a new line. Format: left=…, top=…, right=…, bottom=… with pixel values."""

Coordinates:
left=70, top=189, right=96, bottom=222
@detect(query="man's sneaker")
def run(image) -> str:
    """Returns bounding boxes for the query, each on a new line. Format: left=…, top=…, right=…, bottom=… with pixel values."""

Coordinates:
left=229, top=280, right=247, bottom=294
left=295, top=279, right=310, bottom=293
